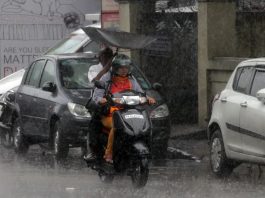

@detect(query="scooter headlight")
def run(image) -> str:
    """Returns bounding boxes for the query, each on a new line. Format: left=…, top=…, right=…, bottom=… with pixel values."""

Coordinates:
left=112, top=98, right=125, bottom=104
left=150, top=104, right=169, bottom=118
left=67, top=102, right=91, bottom=118
left=140, top=97, right=147, bottom=104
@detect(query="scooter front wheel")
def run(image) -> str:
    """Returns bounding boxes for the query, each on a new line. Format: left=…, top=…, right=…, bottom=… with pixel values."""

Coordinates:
left=131, top=158, right=149, bottom=188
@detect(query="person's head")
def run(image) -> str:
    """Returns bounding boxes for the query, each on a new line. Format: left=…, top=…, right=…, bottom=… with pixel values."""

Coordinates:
left=112, top=54, right=132, bottom=77
left=99, top=47, right=113, bottom=66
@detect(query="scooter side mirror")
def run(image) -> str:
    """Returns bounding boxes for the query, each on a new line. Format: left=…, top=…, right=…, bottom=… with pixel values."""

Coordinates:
left=152, top=82, right=162, bottom=91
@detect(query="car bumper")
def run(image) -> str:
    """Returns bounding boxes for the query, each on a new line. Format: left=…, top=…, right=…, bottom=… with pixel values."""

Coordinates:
left=60, top=115, right=91, bottom=146
left=151, top=116, right=171, bottom=146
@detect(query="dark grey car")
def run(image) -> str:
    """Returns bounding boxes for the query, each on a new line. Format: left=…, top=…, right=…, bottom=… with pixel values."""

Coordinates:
left=13, top=54, right=96, bottom=159
left=5, top=53, right=169, bottom=159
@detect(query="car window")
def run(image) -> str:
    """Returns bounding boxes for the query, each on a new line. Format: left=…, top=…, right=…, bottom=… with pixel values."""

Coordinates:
left=25, top=60, right=46, bottom=87
left=40, top=60, right=55, bottom=88
left=82, top=41, right=101, bottom=53
left=59, top=58, right=98, bottom=89
left=24, top=62, right=35, bottom=85
left=250, top=69, right=265, bottom=96
left=235, top=67, right=253, bottom=94
left=232, top=67, right=243, bottom=90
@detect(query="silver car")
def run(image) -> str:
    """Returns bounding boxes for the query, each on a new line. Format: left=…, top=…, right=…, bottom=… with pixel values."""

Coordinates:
left=208, top=58, right=265, bottom=177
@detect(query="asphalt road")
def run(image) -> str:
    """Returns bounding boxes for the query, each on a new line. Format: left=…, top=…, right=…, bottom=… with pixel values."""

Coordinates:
left=0, top=140, right=265, bottom=198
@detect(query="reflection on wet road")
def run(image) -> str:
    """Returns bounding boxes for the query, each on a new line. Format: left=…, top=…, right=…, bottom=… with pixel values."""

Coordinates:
left=0, top=144, right=265, bottom=198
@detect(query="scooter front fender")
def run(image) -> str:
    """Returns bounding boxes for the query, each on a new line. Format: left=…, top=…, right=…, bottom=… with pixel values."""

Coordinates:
left=132, top=142, right=150, bottom=156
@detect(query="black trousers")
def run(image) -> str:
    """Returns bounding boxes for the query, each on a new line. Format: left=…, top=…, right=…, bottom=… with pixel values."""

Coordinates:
left=88, top=116, right=102, bottom=153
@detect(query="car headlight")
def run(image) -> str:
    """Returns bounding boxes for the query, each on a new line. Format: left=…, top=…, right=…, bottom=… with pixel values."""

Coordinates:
left=150, top=104, right=169, bottom=118
left=67, top=102, right=91, bottom=118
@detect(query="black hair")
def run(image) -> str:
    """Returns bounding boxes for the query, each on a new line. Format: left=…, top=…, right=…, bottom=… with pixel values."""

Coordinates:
left=99, top=47, right=113, bottom=59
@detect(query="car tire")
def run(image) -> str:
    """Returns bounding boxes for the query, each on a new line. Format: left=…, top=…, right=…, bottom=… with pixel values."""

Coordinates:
left=53, top=121, right=69, bottom=160
left=12, top=118, right=29, bottom=154
left=210, top=129, right=235, bottom=177
left=0, top=128, right=14, bottom=149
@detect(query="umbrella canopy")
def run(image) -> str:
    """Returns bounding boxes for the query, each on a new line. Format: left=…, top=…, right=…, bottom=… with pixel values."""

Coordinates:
left=81, top=27, right=157, bottom=50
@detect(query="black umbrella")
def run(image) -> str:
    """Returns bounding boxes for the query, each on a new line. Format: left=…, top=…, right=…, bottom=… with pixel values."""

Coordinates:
left=81, top=27, right=157, bottom=50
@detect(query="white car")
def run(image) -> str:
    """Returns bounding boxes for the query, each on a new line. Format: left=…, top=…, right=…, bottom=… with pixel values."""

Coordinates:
left=0, top=69, right=25, bottom=96
left=45, top=23, right=101, bottom=55
left=208, top=58, right=265, bottom=177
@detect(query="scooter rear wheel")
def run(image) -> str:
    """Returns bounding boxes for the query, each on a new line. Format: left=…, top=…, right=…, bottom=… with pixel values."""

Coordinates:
left=131, top=158, right=149, bottom=188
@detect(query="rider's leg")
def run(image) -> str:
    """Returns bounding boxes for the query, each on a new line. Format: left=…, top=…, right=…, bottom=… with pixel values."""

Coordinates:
left=104, top=128, right=114, bottom=162
left=101, top=116, right=114, bottom=162
left=84, top=118, right=101, bottom=161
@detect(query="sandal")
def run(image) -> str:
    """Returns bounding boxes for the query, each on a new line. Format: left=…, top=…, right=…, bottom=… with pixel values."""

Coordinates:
left=104, top=154, right=113, bottom=164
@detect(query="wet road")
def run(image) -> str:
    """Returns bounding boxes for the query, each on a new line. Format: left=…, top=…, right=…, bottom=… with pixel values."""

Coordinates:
left=0, top=141, right=265, bottom=198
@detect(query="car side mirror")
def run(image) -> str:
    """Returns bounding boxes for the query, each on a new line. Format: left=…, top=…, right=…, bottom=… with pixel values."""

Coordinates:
left=152, top=82, right=162, bottom=91
left=94, top=80, right=106, bottom=89
left=256, top=88, right=265, bottom=103
left=42, top=82, right=56, bottom=92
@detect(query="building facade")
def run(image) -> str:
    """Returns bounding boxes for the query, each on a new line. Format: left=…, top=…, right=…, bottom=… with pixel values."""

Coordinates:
left=115, top=0, right=265, bottom=127
left=198, top=0, right=265, bottom=127
left=115, top=0, right=198, bottom=124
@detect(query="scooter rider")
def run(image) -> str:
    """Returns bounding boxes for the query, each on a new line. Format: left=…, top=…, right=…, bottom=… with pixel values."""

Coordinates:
left=84, top=47, right=114, bottom=161
left=87, top=47, right=114, bottom=82
left=85, top=54, right=156, bottom=163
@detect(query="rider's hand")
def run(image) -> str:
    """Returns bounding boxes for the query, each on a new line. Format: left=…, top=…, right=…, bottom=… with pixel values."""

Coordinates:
left=99, top=98, right=107, bottom=105
left=147, top=97, right=156, bottom=105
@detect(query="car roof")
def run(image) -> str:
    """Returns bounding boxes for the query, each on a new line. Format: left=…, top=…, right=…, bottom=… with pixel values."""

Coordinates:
left=239, top=58, right=265, bottom=66
left=41, top=53, right=98, bottom=60
left=71, top=23, right=101, bottom=35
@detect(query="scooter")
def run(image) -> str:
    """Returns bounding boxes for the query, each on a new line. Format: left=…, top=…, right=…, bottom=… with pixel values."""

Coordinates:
left=85, top=87, right=152, bottom=188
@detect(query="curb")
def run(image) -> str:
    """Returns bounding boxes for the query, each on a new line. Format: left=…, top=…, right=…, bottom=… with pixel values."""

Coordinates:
left=170, top=129, right=207, bottom=140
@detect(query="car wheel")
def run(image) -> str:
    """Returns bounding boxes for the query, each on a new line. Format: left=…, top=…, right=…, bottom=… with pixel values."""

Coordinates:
left=53, top=121, right=69, bottom=160
left=12, top=118, right=29, bottom=154
left=0, top=129, right=14, bottom=149
left=210, top=129, right=235, bottom=177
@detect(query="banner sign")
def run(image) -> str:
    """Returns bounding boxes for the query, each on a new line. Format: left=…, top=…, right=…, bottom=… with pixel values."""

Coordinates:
left=237, top=0, right=265, bottom=12
left=102, top=0, right=119, bottom=13
left=143, top=36, right=172, bottom=57
left=0, top=0, right=91, bottom=78
left=102, top=12, right=120, bottom=29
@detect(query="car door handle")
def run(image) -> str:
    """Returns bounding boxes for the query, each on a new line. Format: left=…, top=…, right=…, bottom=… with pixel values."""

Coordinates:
left=240, top=102, right=248, bottom=108
left=221, top=97, right=227, bottom=103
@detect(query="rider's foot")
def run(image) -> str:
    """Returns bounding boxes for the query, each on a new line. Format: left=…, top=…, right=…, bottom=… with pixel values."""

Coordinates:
left=104, top=154, right=113, bottom=164
left=84, top=152, right=96, bottom=162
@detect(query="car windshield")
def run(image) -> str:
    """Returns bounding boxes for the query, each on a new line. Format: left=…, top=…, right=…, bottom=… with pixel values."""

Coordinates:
left=59, top=57, right=151, bottom=90
left=45, top=34, right=88, bottom=55
left=59, top=58, right=98, bottom=89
